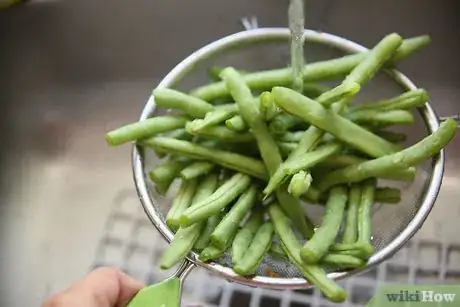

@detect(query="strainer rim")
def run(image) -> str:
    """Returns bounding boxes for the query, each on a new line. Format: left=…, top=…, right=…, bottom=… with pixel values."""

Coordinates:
left=132, top=28, right=444, bottom=289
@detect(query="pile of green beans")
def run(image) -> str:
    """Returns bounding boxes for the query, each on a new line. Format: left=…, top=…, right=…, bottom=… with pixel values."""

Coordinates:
left=105, top=33, right=457, bottom=303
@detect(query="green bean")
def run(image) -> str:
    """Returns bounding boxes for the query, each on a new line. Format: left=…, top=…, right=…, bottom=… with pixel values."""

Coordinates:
left=342, top=185, right=361, bottom=244
left=265, top=34, right=404, bottom=195
left=269, top=114, right=306, bottom=135
left=152, top=148, right=168, bottom=159
left=153, top=88, right=214, bottom=118
left=302, top=83, right=331, bottom=98
left=208, top=68, right=222, bottom=82
left=199, top=244, right=226, bottom=262
left=329, top=182, right=376, bottom=261
left=278, top=142, right=298, bottom=158
left=265, top=142, right=341, bottom=196
left=211, top=186, right=258, bottom=249
left=285, top=124, right=324, bottom=161
left=317, top=154, right=367, bottom=169
left=154, top=181, right=173, bottom=196
left=208, top=66, right=249, bottom=81
left=277, top=131, right=304, bottom=142
left=161, top=223, right=204, bottom=269
left=328, top=33, right=402, bottom=114
left=350, top=89, right=428, bottom=112
left=374, top=187, right=401, bottom=204
left=270, top=242, right=364, bottom=269
left=234, top=222, right=274, bottom=275
left=186, top=104, right=238, bottom=132
left=149, top=160, right=189, bottom=195
left=378, top=167, right=417, bottom=182
left=344, top=33, right=403, bottom=85
left=268, top=203, right=346, bottom=303
left=198, top=196, right=242, bottom=261
left=303, top=186, right=322, bottom=203
left=159, top=174, right=219, bottom=269
left=224, top=141, right=261, bottom=158
left=329, top=243, right=373, bottom=258
left=155, top=129, right=191, bottom=158
left=180, top=161, right=215, bottom=180
left=192, top=174, right=220, bottom=202
left=259, top=91, right=279, bottom=121
left=208, top=66, right=226, bottom=81
left=321, top=254, right=365, bottom=269
left=185, top=122, right=254, bottom=143
left=314, top=154, right=416, bottom=182
left=232, top=209, right=264, bottom=265
left=281, top=142, right=343, bottom=175
left=272, top=87, right=400, bottom=158
left=194, top=212, right=225, bottom=251
left=356, top=179, right=376, bottom=258
left=331, top=247, right=370, bottom=258
left=389, top=35, right=431, bottom=62
left=221, top=67, right=314, bottom=237
left=142, top=137, right=267, bottom=180
left=208, top=68, right=329, bottom=98
left=311, top=187, right=401, bottom=205
left=318, top=119, right=457, bottom=191
left=149, top=160, right=188, bottom=183
left=373, top=130, right=407, bottom=143
left=287, top=171, right=312, bottom=198
left=348, top=109, right=415, bottom=125
left=190, top=36, right=429, bottom=102
left=203, top=81, right=330, bottom=101
left=268, top=241, right=287, bottom=259
left=166, top=178, right=199, bottom=231
left=225, top=115, right=248, bottom=132
left=106, top=116, right=188, bottom=146
left=165, top=128, right=193, bottom=141
left=283, top=83, right=358, bottom=137
left=180, top=173, right=251, bottom=227
left=313, top=82, right=361, bottom=108
left=300, top=186, right=348, bottom=264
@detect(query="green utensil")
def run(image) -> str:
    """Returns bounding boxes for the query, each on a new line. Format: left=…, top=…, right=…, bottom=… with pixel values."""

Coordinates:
left=127, top=261, right=193, bottom=307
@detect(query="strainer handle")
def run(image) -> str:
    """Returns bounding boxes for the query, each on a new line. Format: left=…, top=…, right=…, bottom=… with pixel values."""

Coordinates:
left=173, top=258, right=196, bottom=281
left=127, top=259, right=195, bottom=307
left=439, top=113, right=460, bottom=127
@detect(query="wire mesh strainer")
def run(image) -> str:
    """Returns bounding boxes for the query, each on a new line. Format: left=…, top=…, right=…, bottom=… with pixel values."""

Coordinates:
left=130, top=28, right=445, bottom=302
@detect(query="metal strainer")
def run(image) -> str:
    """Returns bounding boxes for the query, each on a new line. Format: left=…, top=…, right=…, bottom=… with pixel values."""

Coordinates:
left=131, top=28, right=446, bottom=301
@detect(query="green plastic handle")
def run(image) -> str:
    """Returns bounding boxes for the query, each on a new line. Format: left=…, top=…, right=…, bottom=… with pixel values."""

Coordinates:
left=127, top=277, right=181, bottom=307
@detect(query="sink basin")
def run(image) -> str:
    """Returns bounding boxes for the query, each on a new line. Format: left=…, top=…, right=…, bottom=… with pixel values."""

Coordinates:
left=0, top=0, right=459, bottom=306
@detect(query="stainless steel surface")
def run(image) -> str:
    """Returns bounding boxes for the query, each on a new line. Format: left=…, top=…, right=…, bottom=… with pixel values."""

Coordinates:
left=0, top=0, right=459, bottom=306
left=133, top=28, right=445, bottom=289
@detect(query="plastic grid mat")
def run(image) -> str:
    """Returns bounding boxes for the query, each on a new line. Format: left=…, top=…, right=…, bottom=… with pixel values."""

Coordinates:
left=92, top=189, right=460, bottom=307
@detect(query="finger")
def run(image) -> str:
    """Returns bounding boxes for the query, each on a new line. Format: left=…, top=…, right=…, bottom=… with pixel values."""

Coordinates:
left=72, top=267, right=144, bottom=307
left=43, top=267, right=144, bottom=307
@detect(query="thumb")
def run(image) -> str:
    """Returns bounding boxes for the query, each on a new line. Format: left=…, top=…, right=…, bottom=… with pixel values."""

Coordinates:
left=43, top=267, right=144, bottom=307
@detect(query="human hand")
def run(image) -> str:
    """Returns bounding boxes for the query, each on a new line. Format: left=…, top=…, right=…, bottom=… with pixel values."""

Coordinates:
left=42, top=267, right=144, bottom=307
